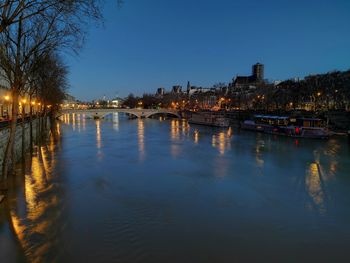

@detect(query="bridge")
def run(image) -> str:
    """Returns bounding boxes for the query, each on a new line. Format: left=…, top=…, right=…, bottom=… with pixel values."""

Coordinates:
left=58, top=108, right=181, bottom=119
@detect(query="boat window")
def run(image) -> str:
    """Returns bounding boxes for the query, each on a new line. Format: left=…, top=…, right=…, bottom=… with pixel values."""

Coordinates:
left=313, top=120, right=321, bottom=127
left=303, top=121, right=310, bottom=127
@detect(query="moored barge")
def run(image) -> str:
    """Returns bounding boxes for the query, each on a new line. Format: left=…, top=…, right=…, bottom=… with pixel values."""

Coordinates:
left=241, top=115, right=329, bottom=139
left=188, top=112, right=230, bottom=127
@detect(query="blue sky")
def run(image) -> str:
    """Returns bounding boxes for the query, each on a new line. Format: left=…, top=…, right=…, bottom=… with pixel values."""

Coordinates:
left=66, top=0, right=350, bottom=101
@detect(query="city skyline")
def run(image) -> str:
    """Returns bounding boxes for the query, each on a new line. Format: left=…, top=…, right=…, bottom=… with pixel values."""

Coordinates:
left=66, top=0, right=350, bottom=100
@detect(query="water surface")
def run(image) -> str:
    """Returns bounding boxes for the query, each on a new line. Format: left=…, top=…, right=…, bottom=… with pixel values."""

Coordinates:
left=1, top=113, right=350, bottom=262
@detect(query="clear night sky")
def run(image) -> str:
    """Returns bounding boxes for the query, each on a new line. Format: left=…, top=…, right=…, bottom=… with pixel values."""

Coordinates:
left=65, top=0, right=350, bottom=101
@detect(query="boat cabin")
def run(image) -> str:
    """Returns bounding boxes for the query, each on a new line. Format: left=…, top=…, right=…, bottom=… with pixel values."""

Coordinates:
left=288, top=117, right=324, bottom=128
left=254, top=115, right=324, bottom=128
left=254, top=115, right=289, bottom=126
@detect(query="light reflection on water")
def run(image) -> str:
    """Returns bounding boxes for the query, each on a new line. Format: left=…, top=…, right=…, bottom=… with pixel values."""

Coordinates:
left=138, top=119, right=145, bottom=161
left=194, top=129, right=199, bottom=144
left=82, top=114, right=86, bottom=131
left=1, top=114, right=350, bottom=262
left=72, top=113, right=76, bottom=131
left=77, top=114, right=81, bottom=132
left=112, top=113, right=119, bottom=131
left=305, top=162, right=326, bottom=214
left=96, top=119, right=102, bottom=149
left=170, top=119, right=180, bottom=141
left=3, top=132, right=63, bottom=263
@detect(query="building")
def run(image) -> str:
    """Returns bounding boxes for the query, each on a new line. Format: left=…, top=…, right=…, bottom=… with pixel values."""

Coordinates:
left=172, top=85, right=182, bottom=94
left=110, top=97, right=123, bottom=108
left=62, top=93, right=77, bottom=109
left=252, top=63, right=264, bottom=82
left=233, top=63, right=264, bottom=88
left=186, top=81, right=191, bottom=94
left=229, top=63, right=265, bottom=94
left=156, top=87, right=165, bottom=96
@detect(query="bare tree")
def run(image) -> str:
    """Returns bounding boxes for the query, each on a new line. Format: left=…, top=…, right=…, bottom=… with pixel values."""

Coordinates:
left=0, top=0, right=105, bottom=180
left=0, top=0, right=104, bottom=33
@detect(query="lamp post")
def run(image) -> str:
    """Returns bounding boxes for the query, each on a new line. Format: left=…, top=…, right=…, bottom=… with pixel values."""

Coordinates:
left=20, top=99, right=27, bottom=122
left=38, top=102, right=41, bottom=116
left=4, top=95, right=10, bottom=119
left=315, top=92, right=321, bottom=111
left=31, top=101, right=35, bottom=116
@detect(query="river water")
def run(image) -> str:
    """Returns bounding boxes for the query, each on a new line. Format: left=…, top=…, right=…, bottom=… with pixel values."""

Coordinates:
left=1, top=113, right=350, bottom=263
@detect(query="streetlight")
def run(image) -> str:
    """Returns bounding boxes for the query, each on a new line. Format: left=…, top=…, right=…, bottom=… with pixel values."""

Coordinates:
left=3, top=95, right=11, bottom=119
left=20, top=99, right=27, bottom=118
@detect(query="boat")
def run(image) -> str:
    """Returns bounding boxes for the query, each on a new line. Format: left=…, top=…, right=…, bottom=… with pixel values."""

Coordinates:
left=188, top=112, right=230, bottom=127
left=241, top=115, right=329, bottom=139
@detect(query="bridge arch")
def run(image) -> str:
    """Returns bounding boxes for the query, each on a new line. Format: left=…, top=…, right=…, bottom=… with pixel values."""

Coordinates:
left=100, top=111, right=140, bottom=119
left=146, top=111, right=180, bottom=119
left=57, top=109, right=181, bottom=119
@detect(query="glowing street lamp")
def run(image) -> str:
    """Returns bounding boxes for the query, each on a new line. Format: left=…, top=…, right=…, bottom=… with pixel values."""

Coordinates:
left=3, top=95, right=11, bottom=118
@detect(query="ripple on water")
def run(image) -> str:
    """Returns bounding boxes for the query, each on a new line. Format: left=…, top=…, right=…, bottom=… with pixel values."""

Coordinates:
left=1, top=117, right=350, bottom=262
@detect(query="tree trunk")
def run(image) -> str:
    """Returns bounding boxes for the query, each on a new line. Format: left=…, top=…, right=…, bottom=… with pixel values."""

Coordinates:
left=21, top=104, right=25, bottom=161
left=2, top=93, right=19, bottom=180
left=29, top=102, right=33, bottom=155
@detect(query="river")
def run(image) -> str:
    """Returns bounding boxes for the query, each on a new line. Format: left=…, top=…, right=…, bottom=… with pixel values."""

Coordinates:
left=1, top=113, right=350, bottom=262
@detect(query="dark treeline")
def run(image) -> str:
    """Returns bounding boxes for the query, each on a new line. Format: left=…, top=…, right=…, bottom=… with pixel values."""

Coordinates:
left=258, top=70, right=350, bottom=112
left=122, top=70, right=350, bottom=112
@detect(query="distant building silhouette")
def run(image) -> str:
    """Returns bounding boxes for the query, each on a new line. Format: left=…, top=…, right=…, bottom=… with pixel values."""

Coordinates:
left=187, top=81, right=191, bottom=93
left=156, top=87, right=165, bottom=96
left=229, top=62, right=265, bottom=94
left=172, top=85, right=182, bottom=94
left=252, top=63, right=264, bottom=81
